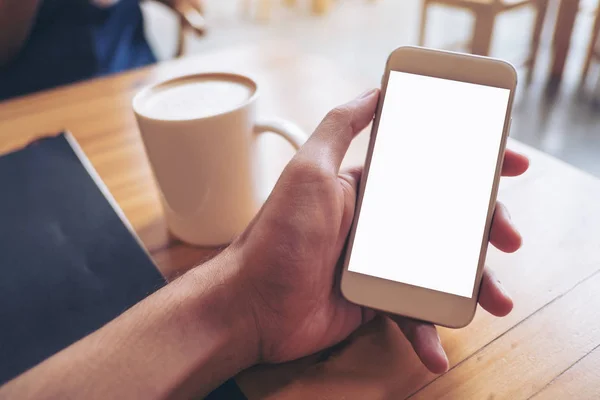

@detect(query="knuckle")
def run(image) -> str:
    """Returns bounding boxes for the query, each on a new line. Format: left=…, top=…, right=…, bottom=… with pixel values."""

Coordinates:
left=324, top=106, right=352, bottom=127
left=287, top=158, right=332, bottom=184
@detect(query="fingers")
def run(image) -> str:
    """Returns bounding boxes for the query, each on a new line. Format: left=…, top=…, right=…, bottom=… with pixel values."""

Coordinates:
left=478, top=267, right=513, bottom=317
left=386, top=267, right=512, bottom=375
left=339, top=172, right=523, bottom=253
left=341, top=168, right=522, bottom=254
left=390, top=268, right=514, bottom=374
left=174, top=0, right=204, bottom=13
left=390, top=316, right=449, bottom=374
left=299, top=89, right=379, bottom=174
left=490, top=202, right=522, bottom=253
left=338, top=166, right=363, bottom=191
left=341, top=147, right=526, bottom=181
left=190, top=0, right=205, bottom=13
left=339, top=169, right=522, bottom=255
left=501, top=149, right=529, bottom=177
left=175, top=0, right=206, bottom=33
left=389, top=267, right=513, bottom=375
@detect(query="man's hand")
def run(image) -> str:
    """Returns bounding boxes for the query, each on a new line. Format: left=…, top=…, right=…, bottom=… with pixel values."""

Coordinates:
left=0, top=90, right=529, bottom=399
left=163, top=0, right=206, bottom=34
left=233, top=89, right=529, bottom=373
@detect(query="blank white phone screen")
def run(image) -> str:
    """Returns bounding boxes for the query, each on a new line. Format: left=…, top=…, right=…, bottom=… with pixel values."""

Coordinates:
left=347, top=71, right=510, bottom=298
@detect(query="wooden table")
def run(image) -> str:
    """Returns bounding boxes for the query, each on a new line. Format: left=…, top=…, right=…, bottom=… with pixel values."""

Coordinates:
left=2, top=42, right=600, bottom=399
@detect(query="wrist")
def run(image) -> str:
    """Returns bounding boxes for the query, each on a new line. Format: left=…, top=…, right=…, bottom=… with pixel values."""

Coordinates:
left=0, top=248, right=261, bottom=400
left=184, top=248, right=261, bottom=373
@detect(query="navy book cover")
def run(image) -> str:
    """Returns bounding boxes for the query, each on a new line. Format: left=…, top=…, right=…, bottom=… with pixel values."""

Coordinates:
left=0, top=133, right=246, bottom=399
left=0, top=133, right=167, bottom=384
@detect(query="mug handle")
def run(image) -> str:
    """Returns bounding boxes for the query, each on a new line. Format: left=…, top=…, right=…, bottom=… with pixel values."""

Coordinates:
left=254, top=117, right=307, bottom=150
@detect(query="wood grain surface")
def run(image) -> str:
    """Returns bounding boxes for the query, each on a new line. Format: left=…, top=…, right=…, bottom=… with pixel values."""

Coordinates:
left=1, top=41, right=599, bottom=399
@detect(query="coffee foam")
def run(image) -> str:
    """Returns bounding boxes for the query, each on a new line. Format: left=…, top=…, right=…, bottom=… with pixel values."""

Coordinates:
left=138, top=75, right=255, bottom=120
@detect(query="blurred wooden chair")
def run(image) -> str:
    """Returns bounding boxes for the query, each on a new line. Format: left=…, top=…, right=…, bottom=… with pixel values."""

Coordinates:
left=418, top=0, right=549, bottom=83
left=243, top=0, right=331, bottom=20
left=581, top=6, right=600, bottom=88
left=243, top=0, right=374, bottom=21
left=309, top=0, right=378, bottom=15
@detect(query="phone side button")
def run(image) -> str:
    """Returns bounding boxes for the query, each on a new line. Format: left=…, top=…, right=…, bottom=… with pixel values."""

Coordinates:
left=508, top=118, right=512, bottom=136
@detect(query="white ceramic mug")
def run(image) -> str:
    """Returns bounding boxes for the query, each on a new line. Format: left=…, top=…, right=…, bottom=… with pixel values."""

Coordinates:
left=133, top=72, right=306, bottom=246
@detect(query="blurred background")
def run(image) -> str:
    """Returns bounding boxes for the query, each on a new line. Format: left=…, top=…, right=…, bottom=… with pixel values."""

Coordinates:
left=140, top=0, right=600, bottom=177
left=1, top=0, right=598, bottom=175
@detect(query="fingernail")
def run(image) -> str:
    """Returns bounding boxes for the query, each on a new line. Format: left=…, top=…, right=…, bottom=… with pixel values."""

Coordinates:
left=496, top=277, right=512, bottom=300
left=502, top=203, right=512, bottom=222
left=434, top=331, right=449, bottom=370
left=358, top=88, right=378, bottom=99
left=502, top=203, right=522, bottom=244
left=436, top=339, right=449, bottom=372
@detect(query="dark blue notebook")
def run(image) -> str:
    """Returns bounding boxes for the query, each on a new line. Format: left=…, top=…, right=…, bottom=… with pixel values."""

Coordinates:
left=0, top=133, right=167, bottom=383
left=0, top=133, right=245, bottom=400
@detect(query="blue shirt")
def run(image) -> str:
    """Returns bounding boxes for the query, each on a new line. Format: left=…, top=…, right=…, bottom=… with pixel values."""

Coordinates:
left=0, top=0, right=156, bottom=101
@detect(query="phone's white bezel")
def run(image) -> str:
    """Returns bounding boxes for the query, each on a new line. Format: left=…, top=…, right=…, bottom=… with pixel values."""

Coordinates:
left=340, top=46, right=517, bottom=328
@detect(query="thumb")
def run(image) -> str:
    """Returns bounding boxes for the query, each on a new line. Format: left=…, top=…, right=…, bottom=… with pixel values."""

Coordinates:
left=298, top=89, right=379, bottom=174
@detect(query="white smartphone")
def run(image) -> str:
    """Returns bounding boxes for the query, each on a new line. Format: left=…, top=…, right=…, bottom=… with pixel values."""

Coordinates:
left=340, top=46, right=517, bottom=328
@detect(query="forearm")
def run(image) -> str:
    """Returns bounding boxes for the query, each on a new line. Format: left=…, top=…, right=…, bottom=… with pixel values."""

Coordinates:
left=0, top=250, right=258, bottom=400
left=0, top=0, right=41, bottom=65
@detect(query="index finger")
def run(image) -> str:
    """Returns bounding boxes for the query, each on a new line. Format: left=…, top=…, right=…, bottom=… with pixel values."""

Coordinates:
left=502, top=149, right=529, bottom=177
